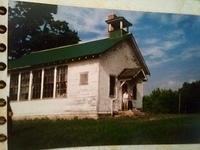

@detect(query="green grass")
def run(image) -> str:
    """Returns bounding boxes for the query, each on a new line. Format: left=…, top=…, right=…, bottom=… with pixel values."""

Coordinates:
left=9, top=114, right=200, bottom=150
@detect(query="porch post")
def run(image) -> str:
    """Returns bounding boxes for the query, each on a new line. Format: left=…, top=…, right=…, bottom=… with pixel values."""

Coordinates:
left=17, top=73, right=21, bottom=101
left=53, top=66, right=57, bottom=98
left=108, top=24, right=112, bottom=32
left=40, top=68, right=44, bottom=99
left=120, top=21, right=123, bottom=29
left=136, top=82, right=143, bottom=108
left=28, top=71, right=32, bottom=100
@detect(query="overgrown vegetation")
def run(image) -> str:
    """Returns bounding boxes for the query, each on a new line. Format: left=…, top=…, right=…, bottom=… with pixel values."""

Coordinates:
left=9, top=114, right=200, bottom=150
left=143, top=80, right=200, bottom=113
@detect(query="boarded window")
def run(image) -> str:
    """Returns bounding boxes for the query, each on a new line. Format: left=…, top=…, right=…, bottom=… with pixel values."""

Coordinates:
left=10, top=73, right=18, bottom=101
left=20, top=72, right=30, bottom=100
left=56, top=65, right=67, bottom=97
left=43, top=68, right=54, bottom=98
left=32, top=70, right=42, bottom=99
left=80, top=72, right=88, bottom=85
left=109, top=75, right=116, bottom=97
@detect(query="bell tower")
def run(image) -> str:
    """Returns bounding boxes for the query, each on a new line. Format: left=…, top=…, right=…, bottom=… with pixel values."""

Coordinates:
left=105, top=14, right=132, bottom=38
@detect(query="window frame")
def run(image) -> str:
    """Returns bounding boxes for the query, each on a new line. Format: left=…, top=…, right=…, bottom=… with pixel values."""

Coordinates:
left=19, top=71, right=30, bottom=101
left=9, top=72, right=19, bottom=101
left=109, top=75, right=116, bottom=97
left=43, top=67, right=54, bottom=98
left=31, top=69, right=42, bottom=100
left=56, top=65, right=68, bottom=98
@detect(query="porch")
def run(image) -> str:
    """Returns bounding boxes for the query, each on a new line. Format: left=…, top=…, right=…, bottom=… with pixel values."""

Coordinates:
left=110, top=68, right=147, bottom=115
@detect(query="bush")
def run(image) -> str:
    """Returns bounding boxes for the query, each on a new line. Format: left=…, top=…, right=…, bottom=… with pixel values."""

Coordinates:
left=143, top=80, right=200, bottom=113
left=143, top=88, right=179, bottom=113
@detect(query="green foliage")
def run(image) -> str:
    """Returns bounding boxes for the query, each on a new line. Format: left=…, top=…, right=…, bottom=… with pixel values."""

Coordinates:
left=143, top=88, right=179, bottom=113
left=8, top=2, right=80, bottom=59
left=179, top=81, right=200, bottom=113
left=144, top=80, right=200, bottom=113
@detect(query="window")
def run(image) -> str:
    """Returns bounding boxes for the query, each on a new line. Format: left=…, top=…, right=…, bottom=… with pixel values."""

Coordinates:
left=43, top=68, right=54, bottom=98
left=109, top=75, right=116, bottom=97
left=20, top=72, right=30, bottom=100
left=56, top=66, right=67, bottom=97
left=32, top=70, right=42, bottom=99
left=10, top=73, right=18, bottom=101
left=80, top=72, right=88, bottom=85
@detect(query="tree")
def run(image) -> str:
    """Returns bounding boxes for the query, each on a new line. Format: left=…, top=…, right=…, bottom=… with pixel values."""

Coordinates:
left=143, top=80, right=200, bottom=114
left=143, top=88, right=179, bottom=113
left=8, top=2, right=80, bottom=59
left=179, top=81, right=200, bottom=113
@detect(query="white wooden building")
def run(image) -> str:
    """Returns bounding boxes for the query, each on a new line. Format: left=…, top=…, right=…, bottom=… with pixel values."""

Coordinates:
left=8, top=14, right=150, bottom=119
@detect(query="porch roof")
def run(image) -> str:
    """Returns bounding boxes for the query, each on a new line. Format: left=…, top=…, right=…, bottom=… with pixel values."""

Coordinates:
left=118, top=68, right=146, bottom=81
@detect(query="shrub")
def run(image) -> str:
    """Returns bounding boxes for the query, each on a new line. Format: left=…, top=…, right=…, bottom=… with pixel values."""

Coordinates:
left=143, top=88, right=179, bottom=113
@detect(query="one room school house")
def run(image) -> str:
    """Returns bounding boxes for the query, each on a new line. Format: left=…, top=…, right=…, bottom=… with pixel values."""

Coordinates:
left=8, top=14, right=150, bottom=119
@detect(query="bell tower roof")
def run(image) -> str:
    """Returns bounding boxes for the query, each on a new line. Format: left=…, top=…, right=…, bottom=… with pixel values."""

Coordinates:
left=105, top=14, right=132, bottom=27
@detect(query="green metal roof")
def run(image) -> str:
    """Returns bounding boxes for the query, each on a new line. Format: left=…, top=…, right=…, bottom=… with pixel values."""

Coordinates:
left=8, top=34, right=131, bottom=70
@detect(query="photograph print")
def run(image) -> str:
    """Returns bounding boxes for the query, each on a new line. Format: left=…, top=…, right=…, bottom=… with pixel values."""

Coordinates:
left=7, top=0, right=200, bottom=149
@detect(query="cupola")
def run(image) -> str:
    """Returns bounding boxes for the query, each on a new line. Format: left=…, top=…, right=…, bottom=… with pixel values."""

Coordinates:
left=105, top=14, right=132, bottom=38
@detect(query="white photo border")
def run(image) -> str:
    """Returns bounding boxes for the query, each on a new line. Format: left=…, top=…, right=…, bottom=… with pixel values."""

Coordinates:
left=1, top=0, right=200, bottom=150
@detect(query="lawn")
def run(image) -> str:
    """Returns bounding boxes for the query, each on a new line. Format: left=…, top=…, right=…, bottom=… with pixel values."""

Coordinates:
left=9, top=114, right=200, bottom=150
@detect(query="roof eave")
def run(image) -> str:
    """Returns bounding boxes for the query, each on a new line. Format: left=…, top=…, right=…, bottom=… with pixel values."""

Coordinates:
left=128, top=35, right=150, bottom=76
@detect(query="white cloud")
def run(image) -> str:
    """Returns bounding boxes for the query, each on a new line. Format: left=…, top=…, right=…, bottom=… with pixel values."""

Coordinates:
left=165, top=29, right=185, bottom=40
left=141, top=37, right=185, bottom=67
left=146, top=57, right=174, bottom=67
left=160, top=80, right=182, bottom=90
left=143, top=38, right=160, bottom=45
left=140, top=27, right=186, bottom=67
left=148, top=13, right=189, bottom=25
left=144, top=78, right=182, bottom=95
left=53, top=6, right=110, bottom=39
left=162, top=40, right=183, bottom=49
left=53, top=6, right=145, bottom=41
left=143, top=46, right=164, bottom=58
left=117, top=11, right=145, bottom=26
left=171, top=14, right=189, bottom=24
left=188, top=79, right=196, bottom=83
left=180, top=47, right=200, bottom=60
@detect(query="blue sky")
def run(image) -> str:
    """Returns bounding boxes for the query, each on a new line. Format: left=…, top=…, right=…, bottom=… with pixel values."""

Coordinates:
left=53, top=5, right=200, bottom=95
left=9, top=1, right=200, bottom=95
